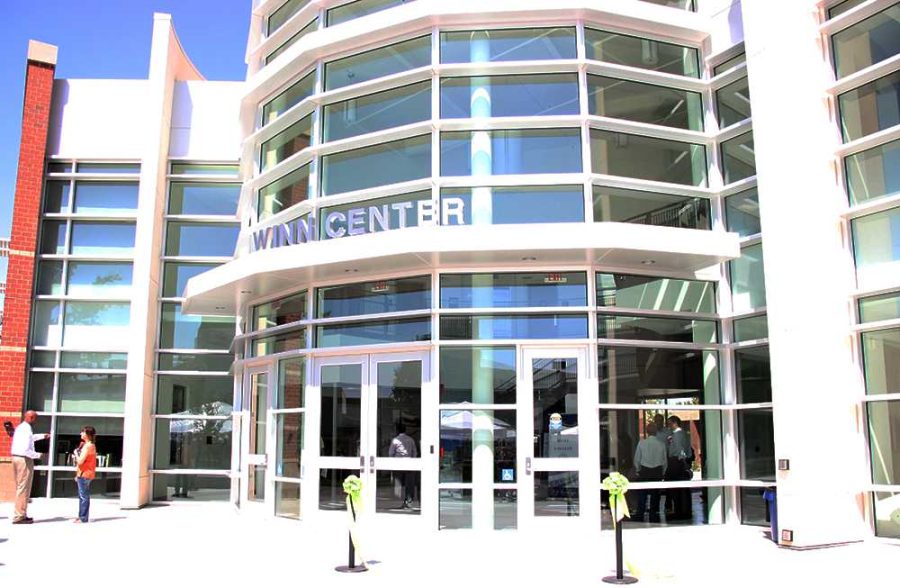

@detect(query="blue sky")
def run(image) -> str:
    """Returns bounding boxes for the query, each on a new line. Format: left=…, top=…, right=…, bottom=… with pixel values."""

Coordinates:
left=0, top=0, right=250, bottom=240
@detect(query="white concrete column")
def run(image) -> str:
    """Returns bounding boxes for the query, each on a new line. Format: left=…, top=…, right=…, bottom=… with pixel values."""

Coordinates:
left=741, top=0, right=868, bottom=546
left=120, top=14, right=205, bottom=508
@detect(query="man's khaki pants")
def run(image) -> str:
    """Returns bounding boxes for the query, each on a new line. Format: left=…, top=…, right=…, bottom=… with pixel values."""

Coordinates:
left=12, top=456, right=34, bottom=521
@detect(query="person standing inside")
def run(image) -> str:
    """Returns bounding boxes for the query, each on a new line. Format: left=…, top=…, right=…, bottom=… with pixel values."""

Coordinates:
left=388, top=423, right=418, bottom=509
left=632, top=422, right=667, bottom=522
left=11, top=410, right=51, bottom=524
left=73, top=426, right=97, bottom=523
left=665, top=415, right=693, bottom=520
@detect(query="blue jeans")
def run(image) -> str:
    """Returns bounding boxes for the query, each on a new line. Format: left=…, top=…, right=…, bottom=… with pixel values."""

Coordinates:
left=76, top=477, right=92, bottom=522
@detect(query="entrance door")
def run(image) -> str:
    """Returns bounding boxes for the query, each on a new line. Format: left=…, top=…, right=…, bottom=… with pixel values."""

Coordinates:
left=241, top=364, right=274, bottom=511
left=518, top=347, right=598, bottom=531
left=311, top=351, right=432, bottom=525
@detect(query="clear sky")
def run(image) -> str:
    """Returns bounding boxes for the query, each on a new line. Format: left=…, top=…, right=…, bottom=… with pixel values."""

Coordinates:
left=0, top=0, right=250, bottom=240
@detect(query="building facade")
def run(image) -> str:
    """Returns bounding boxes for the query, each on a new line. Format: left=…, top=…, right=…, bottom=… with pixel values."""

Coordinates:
left=2, top=0, right=898, bottom=547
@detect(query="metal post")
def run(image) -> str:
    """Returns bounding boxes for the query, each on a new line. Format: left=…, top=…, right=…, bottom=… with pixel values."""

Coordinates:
left=602, top=515, right=638, bottom=584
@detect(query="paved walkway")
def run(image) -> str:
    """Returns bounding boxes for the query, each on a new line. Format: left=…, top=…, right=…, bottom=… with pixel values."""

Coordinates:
left=1, top=499, right=894, bottom=583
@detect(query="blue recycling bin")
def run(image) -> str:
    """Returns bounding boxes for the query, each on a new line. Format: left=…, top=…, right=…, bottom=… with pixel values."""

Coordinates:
left=762, top=488, right=777, bottom=543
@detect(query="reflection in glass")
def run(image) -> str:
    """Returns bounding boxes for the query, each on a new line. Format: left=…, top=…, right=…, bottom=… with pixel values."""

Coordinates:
left=58, top=374, right=126, bottom=413
left=716, top=77, right=752, bottom=128
left=440, top=272, right=587, bottom=309
left=494, top=490, right=517, bottom=530
left=317, top=275, right=430, bottom=318
left=73, top=182, right=138, bottom=213
left=585, top=29, right=700, bottom=77
left=278, top=357, right=305, bottom=409
left=831, top=6, right=900, bottom=79
left=67, top=262, right=132, bottom=297
left=41, top=220, right=67, bottom=254
left=31, top=350, right=56, bottom=368
left=55, top=472, right=122, bottom=499
left=76, top=163, right=140, bottom=174
left=276, top=413, right=303, bottom=478
left=861, top=328, right=900, bottom=395
left=713, top=53, right=745, bottom=76
left=733, top=315, right=769, bottom=342
left=157, top=353, right=232, bottom=372
left=63, top=302, right=131, bottom=348
left=721, top=133, right=756, bottom=184
left=599, top=347, right=721, bottom=404
left=828, top=0, right=866, bottom=19
left=44, top=181, right=70, bottom=212
left=254, top=291, right=307, bottom=329
left=440, top=314, right=589, bottom=340
left=852, top=207, right=900, bottom=277
left=838, top=71, right=899, bottom=143
left=440, top=28, right=576, bottom=63
left=165, top=222, right=239, bottom=257
left=606, top=486, right=722, bottom=527
left=442, top=74, right=579, bottom=118
left=32, top=301, right=62, bottom=347
left=168, top=183, right=240, bottom=216
left=588, top=75, right=702, bottom=130
left=36, top=261, right=63, bottom=295
left=159, top=303, right=234, bottom=350
left=327, top=0, right=405, bottom=26
left=162, top=262, right=217, bottom=298
left=441, top=129, right=582, bottom=176
left=265, top=18, right=318, bottom=65
left=317, top=318, right=430, bottom=347
left=324, top=82, right=430, bottom=142
left=258, top=164, right=310, bottom=221
left=738, top=409, right=775, bottom=480
left=170, top=163, right=238, bottom=176
left=252, top=328, right=306, bottom=357
left=267, top=0, right=309, bottom=34
left=534, top=471, right=579, bottom=516
left=320, top=469, right=361, bottom=510
left=736, top=347, right=772, bottom=403
left=151, top=419, right=232, bottom=470
left=26, top=372, right=54, bottom=412
left=324, top=36, right=431, bottom=91
left=873, top=491, right=900, bottom=538
left=377, top=361, right=421, bottom=458
left=591, top=130, right=707, bottom=186
left=845, top=139, right=899, bottom=205
left=725, top=188, right=761, bottom=236
left=598, top=315, right=717, bottom=343
left=156, top=375, right=233, bottom=415
left=261, top=115, right=312, bottom=171
left=859, top=291, right=900, bottom=323
left=376, top=470, right=421, bottom=514
left=262, top=71, right=315, bottom=124
left=593, top=186, right=710, bottom=229
left=54, top=416, right=124, bottom=468
left=439, top=346, right=516, bottom=404
left=730, top=244, right=766, bottom=312
left=275, top=481, right=301, bottom=519
left=321, top=135, right=431, bottom=195
left=439, top=489, right=472, bottom=529
left=320, top=365, right=362, bottom=457
left=597, top=273, right=716, bottom=313
left=70, top=222, right=135, bottom=256
left=533, top=358, right=578, bottom=458
left=740, top=487, right=769, bottom=527
left=439, top=409, right=516, bottom=483
left=442, top=186, right=584, bottom=225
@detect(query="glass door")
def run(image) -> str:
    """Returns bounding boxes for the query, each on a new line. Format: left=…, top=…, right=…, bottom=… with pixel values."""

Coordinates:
left=241, top=364, right=274, bottom=511
left=311, top=352, right=431, bottom=524
left=518, top=347, right=598, bottom=531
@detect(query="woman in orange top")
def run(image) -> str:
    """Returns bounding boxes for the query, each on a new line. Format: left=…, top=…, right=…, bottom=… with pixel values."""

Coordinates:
left=74, top=426, right=97, bottom=523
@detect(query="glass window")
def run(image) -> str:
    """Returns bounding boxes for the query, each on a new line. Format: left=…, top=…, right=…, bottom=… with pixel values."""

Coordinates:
left=721, top=133, right=756, bottom=184
left=317, top=275, right=430, bottom=318
left=159, top=303, right=234, bottom=350
left=278, top=357, right=305, bottom=409
left=53, top=416, right=124, bottom=468
left=267, top=0, right=309, bottom=34
left=48, top=162, right=73, bottom=173
left=32, top=301, right=62, bottom=347
left=601, top=409, right=723, bottom=483
left=440, top=28, right=576, bottom=63
left=585, top=29, right=700, bottom=78
left=852, top=207, right=900, bottom=277
left=152, top=474, right=230, bottom=502
left=58, top=374, right=126, bottom=413
left=152, top=419, right=232, bottom=470
left=740, top=487, right=769, bottom=526
left=40, top=220, right=67, bottom=254
left=266, top=18, right=318, bottom=65
left=596, top=273, right=716, bottom=313
left=165, top=222, right=239, bottom=257
left=252, top=328, right=306, bottom=356
left=829, top=0, right=867, bottom=19
left=735, top=346, right=772, bottom=403
left=439, top=346, right=515, bottom=404
left=441, top=186, right=585, bottom=225
left=168, top=183, right=240, bottom=216
left=440, top=314, right=589, bottom=340
left=712, top=53, right=746, bottom=76
left=439, top=489, right=472, bottom=529
left=170, top=163, right=239, bottom=176
left=63, top=302, right=131, bottom=348
left=591, top=130, right=707, bottom=186
left=845, top=139, right=900, bottom=206
left=327, top=0, right=406, bottom=26
left=44, top=181, right=70, bottom=213
left=70, top=222, right=135, bottom=256
left=441, top=129, right=582, bottom=176
left=258, top=165, right=310, bottom=220
left=162, top=263, right=217, bottom=298
left=838, top=71, right=900, bottom=143
left=440, top=272, right=587, bottom=309
left=157, top=353, right=233, bottom=372
left=320, top=191, right=430, bottom=238
left=157, top=375, right=233, bottom=415
left=324, top=81, right=430, bottom=142
left=316, top=318, right=431, bottom=347
left=276, top=416, right=303, bottom=482
left=67, top=262, right=132, bottom=297
left=734, top=314, right=769, bottom=342
left=36, top=260, right=64, bottom=295
left=439, top=409, right=516, bottom=484
left=76, top=163, right=140, bottom=174
left=26, top=372, right=54, bottom=412
left=831, top=6, right=900, bottom=79
left=597, top=314, right=717, bottom=343
left=738, top=408, right=775, bottom=480
left=321, top=135, right=430, bottom=196
left=324, top=36, right=430, bottom=91
left=262, top=71, right=315, bottom=125
left=599, top=347, right=721, bottom=404
left=72, top=182, right=138, bottom=214
left=30, top=350, right=56, bottom=368
left=725, top=188, right=761, bottom=236
left=867, top=400, right=900, bottom=485
left=442, top=74, right=579, bottom=118
left=61, top=352, right=127, bottom=369
left=730, top=243, right=767, bottom=312
left=592, top=186, right=710, bottom=229
left=587, top=75, right=703, bottom=131
left=873, top=490, right=900, bottom=538
left=716, top=77, right=752, bottom=128
left=260, top=115, right=312, bottom=172
left=861, top=328, right=900, bottom=395
left=253, top=291, right=307, bottom=330
left=859, top=291, right=900, bottom=323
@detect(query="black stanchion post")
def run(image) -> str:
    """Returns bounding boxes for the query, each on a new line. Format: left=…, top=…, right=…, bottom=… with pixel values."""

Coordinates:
left=602, top=515, right=638, bottom=584
left=335, top=496, right=368, bottom=573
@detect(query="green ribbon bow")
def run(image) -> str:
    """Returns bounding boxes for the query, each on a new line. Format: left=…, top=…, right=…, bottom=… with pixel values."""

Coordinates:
left=602, top=472, right=631, bottom=528
left=343, top=474, right=363, bottom=506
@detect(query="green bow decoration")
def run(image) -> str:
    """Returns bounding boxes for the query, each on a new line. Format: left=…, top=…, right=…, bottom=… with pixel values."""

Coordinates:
left=343, top=474, right=363, bottom=505
left=602, top=472, right=631, bottom=527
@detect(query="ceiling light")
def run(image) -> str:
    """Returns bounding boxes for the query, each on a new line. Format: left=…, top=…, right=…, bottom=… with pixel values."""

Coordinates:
left=641, top=259, right=656, bottom=265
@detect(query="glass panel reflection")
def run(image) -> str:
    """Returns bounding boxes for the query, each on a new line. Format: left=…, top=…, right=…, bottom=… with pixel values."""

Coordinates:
left=440, top=28, right=576, bottom=63
left=838, top=71, right=900, bottom=143
left=862, top=328, right=900, bottom=395
left=599, top=347, right=721, bottom=404
left=585, top=29, right=700, bottom=77
left=610, top=486, right=723, bottom=527
left=320, top=468, right=361, bottom=510
left=725, top=188, right=761, bottom=237
left=152, top=419, right=232, bottom=469
left=261, top=115, right=312, bottom=172
left=716, top=77, right=752, bottom=128
left=738, top=408, right=775, bottom=480
left=845, top=139, right=899, bottom=206
left=597, top=273, right=716, bottom=313
left=324, top=36, right=431, bottom=91
left=324, top=81, right=430, bottom=142
left=317, top=318, right=431, bottom=347
left=593, top=186, right=710, bottom=230
left=440, top=314, right=589, bottom=340
left=317, top=275, right=430, bottom=318
left=730, top=244, right=767, bottom=312
left=591, top=130, right=707, bottom=186
left=721, top=133, right=756, bottom=184
left=859, top=291, right=900, bottom=323
left=597, top=314, right=717, bottom=343
left=377, top=361, right=421, bottom=458
left=53, top=416, right=124, bottom=468
left=441, top=129, right=582, bottom=176
left=321, top=364, right=362, bottom=456
left=442, top=186, right=585, bottom=225
left=276, top=481, right=301, bottom=519
left=852, top=207, right=900, bottom=277
left=151, top=473, right=230, bottom=501
left=439, top=489, right=472, bottom=529
left=440, top=272, right=588, bottom=308
left=533, top=358, right=578, bottom=458
left=733, top=315, right=769, bottom=342
left=873, top=491, right=900, bottom=538
left=321, top=134, right=430, bottom=195
left=439, top=409, right=516, bottom=483
left=278, top=357, right=305, bottom=409
left=276, top=413, right=303, bottom=478
left=376, top=470, right=420, bottom=514
left=156, top=375, right=233, bottom=415
left=534, top=471, right=579, bottom=516
left=588, top=75, right=703, bottom=130
left=494, top=489, right=517, bottom=530
left=831, top=6, right=900, bottom=79
left=439, top=346, right=516, bottom=404
left=442, top=74, right=579, bottom=118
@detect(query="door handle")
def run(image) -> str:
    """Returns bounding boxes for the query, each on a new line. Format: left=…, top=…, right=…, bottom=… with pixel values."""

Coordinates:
left=359, top=455, right=365, bottom=471
left=369, top=455, right=375, bottom=475
left=526, top=457, right=532, bottom=476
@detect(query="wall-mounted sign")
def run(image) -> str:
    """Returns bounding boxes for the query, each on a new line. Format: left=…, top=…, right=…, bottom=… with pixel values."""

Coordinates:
left=251, top=197, right=466, bottom=253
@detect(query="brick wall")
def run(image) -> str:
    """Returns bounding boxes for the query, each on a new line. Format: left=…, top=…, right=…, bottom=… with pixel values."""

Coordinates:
left=0, top=51, right=56, bottom=501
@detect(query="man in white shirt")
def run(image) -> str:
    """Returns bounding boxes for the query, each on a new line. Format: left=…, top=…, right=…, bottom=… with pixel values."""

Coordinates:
left=11, top=411, right=51, bottom=524
left=633, top=422, right=667, bottom=522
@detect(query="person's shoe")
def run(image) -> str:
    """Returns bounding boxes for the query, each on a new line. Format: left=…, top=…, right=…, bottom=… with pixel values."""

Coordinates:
left=12, top=518, right=33, bottom=525
left=24, top=516, right=33, bottom=522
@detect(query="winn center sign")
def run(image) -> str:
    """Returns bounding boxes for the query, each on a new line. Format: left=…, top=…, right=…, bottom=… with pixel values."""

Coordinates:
left=251, top=197, right=466, bottom=252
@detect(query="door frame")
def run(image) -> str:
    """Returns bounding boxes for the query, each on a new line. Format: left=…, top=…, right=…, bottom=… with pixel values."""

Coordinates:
left=240, top=362, right=276, bottom=514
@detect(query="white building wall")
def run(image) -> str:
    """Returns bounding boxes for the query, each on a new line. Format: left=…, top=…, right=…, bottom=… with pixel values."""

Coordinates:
left=169, top=81, right=244, bottom=160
